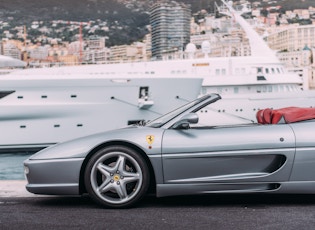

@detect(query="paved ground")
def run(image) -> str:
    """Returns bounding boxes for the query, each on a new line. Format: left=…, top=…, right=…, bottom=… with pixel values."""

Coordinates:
left=1, top=180, right=315, bottom=229
left=0, top=180, right=36, bottom=197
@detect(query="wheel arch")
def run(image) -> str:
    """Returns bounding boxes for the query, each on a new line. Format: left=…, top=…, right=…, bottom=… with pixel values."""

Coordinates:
left=79, top=141, right=157, bottom=195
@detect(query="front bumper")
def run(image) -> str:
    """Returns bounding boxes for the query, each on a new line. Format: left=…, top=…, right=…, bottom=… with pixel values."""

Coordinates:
left=24, top=157, right=85, bottom=195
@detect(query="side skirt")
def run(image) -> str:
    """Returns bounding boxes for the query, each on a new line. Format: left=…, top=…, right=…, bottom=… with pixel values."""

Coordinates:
left=156, top=182, right=315, bottom=197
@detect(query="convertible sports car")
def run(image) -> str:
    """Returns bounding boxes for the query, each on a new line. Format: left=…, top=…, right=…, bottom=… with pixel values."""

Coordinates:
left=24, top=93, right=315, bottom=208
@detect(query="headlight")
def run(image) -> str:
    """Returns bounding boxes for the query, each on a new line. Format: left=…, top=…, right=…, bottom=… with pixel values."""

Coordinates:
left=24, top=166, right=29, bottom=175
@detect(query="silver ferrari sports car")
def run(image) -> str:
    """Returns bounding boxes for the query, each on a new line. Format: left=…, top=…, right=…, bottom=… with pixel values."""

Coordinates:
left=24, top=93, right=315, bottom=208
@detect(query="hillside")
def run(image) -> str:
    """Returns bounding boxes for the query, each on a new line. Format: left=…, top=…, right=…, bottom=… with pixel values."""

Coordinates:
left=1, top=0, right=130, bottom=22
left=0, top=0, right=314, bottom=46
left=257, top=0, right=314, bottom=10
left=1, top=0, right=314, bottom=22
left=0, top=0, right=150, bottom=46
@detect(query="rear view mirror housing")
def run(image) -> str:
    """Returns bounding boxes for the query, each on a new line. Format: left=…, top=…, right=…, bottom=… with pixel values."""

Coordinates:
left=172, top=113, right=199, bottom=129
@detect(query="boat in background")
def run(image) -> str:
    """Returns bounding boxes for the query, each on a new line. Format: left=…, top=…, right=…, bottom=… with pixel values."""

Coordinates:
left=196, top=0, right=315, bottom=124
left=0, top=69, right=202, bottom=152
left=1, top=0, right=315, bottom=151
left=0, top=55, right=26, bottom=75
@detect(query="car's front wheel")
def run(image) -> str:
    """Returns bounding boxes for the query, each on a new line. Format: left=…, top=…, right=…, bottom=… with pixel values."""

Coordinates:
left=84, top=146, right=150, bottom=208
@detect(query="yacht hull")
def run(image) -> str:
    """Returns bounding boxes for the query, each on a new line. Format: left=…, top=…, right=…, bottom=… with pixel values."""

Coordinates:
left=0, top=77, right=202, bottom=152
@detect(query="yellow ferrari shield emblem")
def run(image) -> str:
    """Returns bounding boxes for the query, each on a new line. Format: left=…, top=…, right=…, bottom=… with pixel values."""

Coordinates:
left=146, top=135, right=155, bottom=145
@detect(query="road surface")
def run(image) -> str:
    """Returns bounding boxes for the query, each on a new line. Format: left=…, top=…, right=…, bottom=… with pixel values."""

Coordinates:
left=1, top=180, right=315, bottom=229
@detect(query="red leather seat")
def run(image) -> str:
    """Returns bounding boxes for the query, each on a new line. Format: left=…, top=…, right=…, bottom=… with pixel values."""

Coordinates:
left=257, top=107, right=315, bottom=124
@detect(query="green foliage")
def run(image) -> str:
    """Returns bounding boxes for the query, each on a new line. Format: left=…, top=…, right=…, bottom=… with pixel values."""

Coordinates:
left=0, top=0, right=314, bottom=46
left=0, top=0, right=150, bottom=46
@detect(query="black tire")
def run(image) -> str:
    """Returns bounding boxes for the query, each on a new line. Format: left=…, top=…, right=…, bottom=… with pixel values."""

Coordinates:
left=84, top=146, right=150, bottom=208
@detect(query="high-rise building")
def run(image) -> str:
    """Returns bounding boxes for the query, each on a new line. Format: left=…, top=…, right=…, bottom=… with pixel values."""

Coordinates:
left=150, top=1, right=191, bottom=59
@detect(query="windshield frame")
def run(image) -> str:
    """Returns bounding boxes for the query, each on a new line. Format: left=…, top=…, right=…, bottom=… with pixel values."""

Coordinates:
left=146, top=94, right=221, bottom=128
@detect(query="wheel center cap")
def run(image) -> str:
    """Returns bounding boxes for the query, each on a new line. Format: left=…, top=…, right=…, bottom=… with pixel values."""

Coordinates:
left=113, top=174, right=120, bottom=181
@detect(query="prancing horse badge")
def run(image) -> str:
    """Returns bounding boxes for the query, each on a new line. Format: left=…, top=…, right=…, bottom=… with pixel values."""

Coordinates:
left=146, top=135, right=154, bottom=145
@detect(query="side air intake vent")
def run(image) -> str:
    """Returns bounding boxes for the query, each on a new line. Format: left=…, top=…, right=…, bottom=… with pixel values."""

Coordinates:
left=0, top=91, right=15, bottom=99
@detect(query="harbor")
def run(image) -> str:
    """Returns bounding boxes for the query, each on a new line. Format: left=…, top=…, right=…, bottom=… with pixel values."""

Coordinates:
left=0, top=153, right=32, bottom=198
left=0, top=153, right=30, bottom=180
left=0, top=1, right=315, bottom=228
left=0, top=0, right=315, bottom=189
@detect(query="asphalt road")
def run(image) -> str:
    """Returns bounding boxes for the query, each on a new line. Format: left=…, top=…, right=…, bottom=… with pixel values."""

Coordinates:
left=1, top=193, right=315, bottom=230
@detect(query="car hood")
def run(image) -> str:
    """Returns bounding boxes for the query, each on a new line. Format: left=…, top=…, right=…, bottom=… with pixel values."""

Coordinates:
left=29, top=126, right=165, bottom=160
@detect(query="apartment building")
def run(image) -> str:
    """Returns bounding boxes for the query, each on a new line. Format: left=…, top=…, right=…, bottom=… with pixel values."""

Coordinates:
left=149, top=1, right=191, bottom=59
left=266, top=24, right=315, bottom=52
left=2, top=42, right=21, bottom=60
left=266, top=24, right=315, bottom=89
left=110, top=42, right=147, bottom=62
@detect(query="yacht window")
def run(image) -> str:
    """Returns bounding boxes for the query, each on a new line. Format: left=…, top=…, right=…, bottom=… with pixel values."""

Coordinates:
left=234, top=87, right=239, bottom=94
left=277, top=68, right=281, bottom=73
left=268, top=86, right=272, bottom=92
left=139, top=87, right=149, bottom=99
left=265, top=68, right=269, bottom=74
left=271, top=68, right=275, bottom=74
left=0, top=90, right=15, bottom=99
left=257, top=67, right=263, bottom=74
left=221, top=69, right=226, bottom=75
left=256, top=86, right=261, bottom=93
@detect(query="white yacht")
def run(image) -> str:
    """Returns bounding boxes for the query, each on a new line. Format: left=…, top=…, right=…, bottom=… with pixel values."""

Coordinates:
left=0, top=68, right=202, bottom=152
left=197, top=0, right=315, bottom=123
left=0, top=55, right=26, bottom=75
left=1, top=0, right=315, bottom=151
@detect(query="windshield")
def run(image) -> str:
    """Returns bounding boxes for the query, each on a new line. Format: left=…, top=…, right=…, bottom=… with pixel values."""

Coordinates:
left=146, top=94, right=212, bottom=128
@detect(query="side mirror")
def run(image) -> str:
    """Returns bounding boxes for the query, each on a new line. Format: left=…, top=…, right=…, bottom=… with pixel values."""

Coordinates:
left=172, top=113, right=199, bottom=129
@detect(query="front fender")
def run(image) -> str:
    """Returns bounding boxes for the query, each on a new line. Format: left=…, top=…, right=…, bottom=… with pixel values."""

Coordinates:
left=29, top=126, right=165, bottom=160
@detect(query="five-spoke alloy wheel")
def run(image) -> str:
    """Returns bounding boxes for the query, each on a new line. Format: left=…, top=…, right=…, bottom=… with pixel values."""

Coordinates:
left=84, top=146, right=150, bottom=208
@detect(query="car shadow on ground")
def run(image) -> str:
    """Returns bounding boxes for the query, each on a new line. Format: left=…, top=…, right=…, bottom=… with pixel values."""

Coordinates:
left=140, top=194, right=315, bottom=208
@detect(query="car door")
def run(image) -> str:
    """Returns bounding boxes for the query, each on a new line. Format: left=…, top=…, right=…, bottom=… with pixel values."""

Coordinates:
left=287, top=121, right=315, bottom=181
left=161, top=124, right=295, bottom=184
